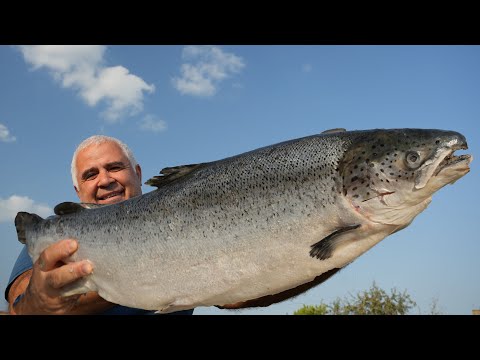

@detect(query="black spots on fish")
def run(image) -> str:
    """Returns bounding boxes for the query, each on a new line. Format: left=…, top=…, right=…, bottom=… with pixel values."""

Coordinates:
left=55, top=224, right=65, bottom=237
left=351, top=176, right=358, bottom=182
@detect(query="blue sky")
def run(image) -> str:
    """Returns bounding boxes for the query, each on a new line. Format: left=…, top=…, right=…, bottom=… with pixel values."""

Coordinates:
left=0, top=45, right=478, bottom=315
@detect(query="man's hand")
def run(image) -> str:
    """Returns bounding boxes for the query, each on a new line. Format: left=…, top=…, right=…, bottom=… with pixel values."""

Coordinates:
left=8, top=239, right=114, bottom=315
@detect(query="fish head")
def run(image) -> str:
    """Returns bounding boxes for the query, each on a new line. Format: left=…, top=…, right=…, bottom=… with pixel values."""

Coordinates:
left=339, top=129, right=472, bottom=225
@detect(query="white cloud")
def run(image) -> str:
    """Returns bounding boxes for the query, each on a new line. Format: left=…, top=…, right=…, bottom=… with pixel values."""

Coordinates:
left=0, top=123, right=16, bottom=142
left=172, top=45, right=245, bottom=97
left=17, top=45, right=155, bottom=122
left=139, top=115, right=167, bottom=133
left=0, top=195, right=52, bottom=223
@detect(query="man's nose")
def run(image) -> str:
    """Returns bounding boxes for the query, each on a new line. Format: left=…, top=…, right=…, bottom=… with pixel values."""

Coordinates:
left=97, top=170, right=115, bottom=187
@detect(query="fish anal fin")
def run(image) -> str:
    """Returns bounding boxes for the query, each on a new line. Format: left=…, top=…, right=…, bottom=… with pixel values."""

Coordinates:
left=310, top=224, right=361, bottom=260
left=60, top=276, right=97, bottom=297
left=145, top=163, right=206, bottom=188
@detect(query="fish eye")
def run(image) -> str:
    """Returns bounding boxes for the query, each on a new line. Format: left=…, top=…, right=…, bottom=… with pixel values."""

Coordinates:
left=405, top=151, right=421, bottom=168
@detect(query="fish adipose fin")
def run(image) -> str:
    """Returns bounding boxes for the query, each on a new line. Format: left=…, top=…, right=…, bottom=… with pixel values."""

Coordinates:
left=15, top=212, right=44, bottom=244
left=310, top=224, right=361, bottom=260
left=145, top=163, right=206, bottom=188
left=54, top=202, right=107, bottom=215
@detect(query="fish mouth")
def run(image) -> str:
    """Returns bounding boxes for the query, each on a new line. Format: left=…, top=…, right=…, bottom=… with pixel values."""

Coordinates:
left=433, top=145, right=472, bottom=177
left=415, top=141, right=471, bottom=189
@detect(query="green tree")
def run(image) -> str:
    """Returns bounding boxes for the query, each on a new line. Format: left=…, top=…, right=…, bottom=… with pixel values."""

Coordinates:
left=294, top=282, right=417, bottom=315
left=293, top=303, right=329, bottom=315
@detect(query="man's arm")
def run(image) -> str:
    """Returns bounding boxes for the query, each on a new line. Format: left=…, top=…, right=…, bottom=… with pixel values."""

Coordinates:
left=8, top=239, right=114, bottom=315
left=218, top=268, right=341, bottom=310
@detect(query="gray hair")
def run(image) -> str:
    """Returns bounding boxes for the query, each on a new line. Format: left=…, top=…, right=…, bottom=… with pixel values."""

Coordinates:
left=71, top=135, right=138, bottom=188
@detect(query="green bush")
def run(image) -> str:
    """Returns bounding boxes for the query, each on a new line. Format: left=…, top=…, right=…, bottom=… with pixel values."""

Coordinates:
left=294, top=282, right=417, bottom=315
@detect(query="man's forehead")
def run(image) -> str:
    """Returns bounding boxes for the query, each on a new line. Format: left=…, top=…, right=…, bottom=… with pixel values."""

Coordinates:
left=76, top=141, right=128, bottom=168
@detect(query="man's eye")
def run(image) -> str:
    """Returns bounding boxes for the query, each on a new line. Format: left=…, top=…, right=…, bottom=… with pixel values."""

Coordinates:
left=110, top=166, right=123, bottom=172
left=85, top=173, right=97, bottom=180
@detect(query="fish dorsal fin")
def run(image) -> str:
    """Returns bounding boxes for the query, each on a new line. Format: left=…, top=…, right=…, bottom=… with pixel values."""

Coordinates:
left=145, top=163, right=206, bottom=188
left=321, top=128, right=347, bottom=134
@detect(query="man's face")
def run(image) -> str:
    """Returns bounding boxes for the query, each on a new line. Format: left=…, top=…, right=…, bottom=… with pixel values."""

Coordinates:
left=74, top=141, right=142, bottom=205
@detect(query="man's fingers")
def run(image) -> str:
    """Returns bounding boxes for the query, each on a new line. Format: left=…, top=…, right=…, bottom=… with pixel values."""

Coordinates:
left=37, top=239, right=78, bottom=272
left=46, top=261, right=93, bottom=290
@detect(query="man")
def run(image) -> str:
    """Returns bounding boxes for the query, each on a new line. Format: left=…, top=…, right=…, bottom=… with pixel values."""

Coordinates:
left=5, top=135, right=193, bottom=315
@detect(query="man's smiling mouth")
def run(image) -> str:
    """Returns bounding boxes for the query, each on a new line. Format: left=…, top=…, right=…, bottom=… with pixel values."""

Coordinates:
left=97, top=191, right=124, bottom=201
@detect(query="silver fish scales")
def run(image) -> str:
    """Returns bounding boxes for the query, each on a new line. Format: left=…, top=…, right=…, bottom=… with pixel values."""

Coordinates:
left=15, top=128, right=472, bottom=312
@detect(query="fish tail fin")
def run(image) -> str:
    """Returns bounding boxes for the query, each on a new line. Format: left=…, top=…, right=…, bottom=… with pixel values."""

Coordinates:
left=15, top=212, right=44, bottom=244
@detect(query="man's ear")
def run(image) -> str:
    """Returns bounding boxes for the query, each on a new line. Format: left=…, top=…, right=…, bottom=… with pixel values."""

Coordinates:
left=135, top=164, right=142, bottom=183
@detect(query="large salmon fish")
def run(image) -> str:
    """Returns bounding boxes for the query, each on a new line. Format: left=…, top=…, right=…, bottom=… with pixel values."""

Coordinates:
left=15, top=128, right=472, bottom=313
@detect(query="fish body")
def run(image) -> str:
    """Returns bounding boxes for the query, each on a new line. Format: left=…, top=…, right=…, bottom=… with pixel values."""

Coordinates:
left=15, top=128, right=472, bottom=313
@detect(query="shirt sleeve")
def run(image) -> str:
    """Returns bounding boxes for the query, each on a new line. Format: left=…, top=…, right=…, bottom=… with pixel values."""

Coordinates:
left=4, top=246, right=33, bottom=301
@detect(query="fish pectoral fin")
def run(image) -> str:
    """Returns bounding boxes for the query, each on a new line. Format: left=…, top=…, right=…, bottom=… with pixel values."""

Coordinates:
left=145, top=163, right=207, bottom=188
left=309, top=224, right=361, bottom=260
